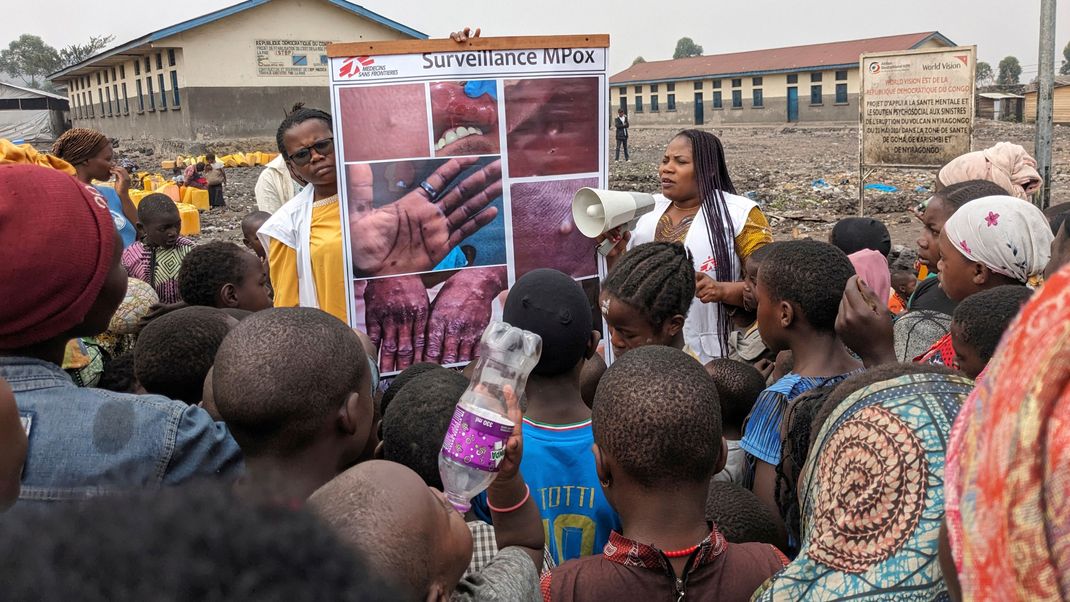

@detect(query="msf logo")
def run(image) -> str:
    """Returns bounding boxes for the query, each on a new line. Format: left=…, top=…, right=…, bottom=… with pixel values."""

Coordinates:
left=338, top=56, right=374, bottom=78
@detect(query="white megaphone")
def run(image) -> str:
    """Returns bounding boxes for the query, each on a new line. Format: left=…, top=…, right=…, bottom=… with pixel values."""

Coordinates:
left=571, top=188, right=656, bottom=256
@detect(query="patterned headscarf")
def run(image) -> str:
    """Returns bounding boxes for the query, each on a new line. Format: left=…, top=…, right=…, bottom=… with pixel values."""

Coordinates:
left=953, top=262, right=1070, bottom=600
left=942, top=196, right=1052, bottom=284
left=754, top=372, right=972, bottom=600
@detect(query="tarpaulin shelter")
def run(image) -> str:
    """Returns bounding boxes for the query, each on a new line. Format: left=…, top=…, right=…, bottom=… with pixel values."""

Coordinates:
left=0, top=82, right=70, bottom=143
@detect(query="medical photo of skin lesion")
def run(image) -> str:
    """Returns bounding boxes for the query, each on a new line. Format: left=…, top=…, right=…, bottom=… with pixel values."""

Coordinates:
left=345, top=157, right=506, bottom=279
left=510, top=177, right=599, bottom=280
left=337, top=83, right=430, bottom=162
left=430, top=80, right=501, bottom=157
left=354, top=266, right=508, bottom=373
left=503, top=76, right=600, bottom=178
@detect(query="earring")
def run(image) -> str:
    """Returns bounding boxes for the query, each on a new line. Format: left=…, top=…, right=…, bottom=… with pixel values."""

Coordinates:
left=600, top=479, right=611, bottom=488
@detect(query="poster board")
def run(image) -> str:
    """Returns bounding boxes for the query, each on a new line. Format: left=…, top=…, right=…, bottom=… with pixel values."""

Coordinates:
left=327, top=35, right=610, bottom=375
left=256, top=40, right=330, bottom=76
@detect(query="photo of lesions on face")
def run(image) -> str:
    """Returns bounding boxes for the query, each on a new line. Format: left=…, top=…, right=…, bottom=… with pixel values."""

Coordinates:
left=430, top=80, right=501, bottom=157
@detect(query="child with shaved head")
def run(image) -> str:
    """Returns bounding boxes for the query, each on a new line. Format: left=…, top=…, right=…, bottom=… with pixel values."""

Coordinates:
left=212, top=307, right=376, bottom=503
left=541, top=346, right=786, bottom=601
left=311, top=386, right=544, bottom=601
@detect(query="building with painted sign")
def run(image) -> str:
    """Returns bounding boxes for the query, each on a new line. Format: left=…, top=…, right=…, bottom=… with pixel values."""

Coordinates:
left=609, top=32, right=955, bottom=127
left=48, top=0, right=424, bottom=142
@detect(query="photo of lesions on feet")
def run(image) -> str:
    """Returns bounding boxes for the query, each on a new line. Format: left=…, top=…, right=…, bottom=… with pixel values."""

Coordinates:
left=430, top=80, right=500, bottom=157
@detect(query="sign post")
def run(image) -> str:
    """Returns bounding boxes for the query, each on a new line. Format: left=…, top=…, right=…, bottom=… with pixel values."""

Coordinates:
left=326, top=35, right=610, bottom=375
left=858, top=46, right=976, bottom=215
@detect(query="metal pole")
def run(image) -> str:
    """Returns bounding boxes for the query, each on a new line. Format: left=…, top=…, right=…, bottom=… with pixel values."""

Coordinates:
left=1035, top=0, right=1057, bottom=209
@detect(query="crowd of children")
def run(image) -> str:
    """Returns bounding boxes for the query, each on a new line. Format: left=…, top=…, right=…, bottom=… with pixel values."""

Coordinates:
left=2, top=123, right=1069, bottom=601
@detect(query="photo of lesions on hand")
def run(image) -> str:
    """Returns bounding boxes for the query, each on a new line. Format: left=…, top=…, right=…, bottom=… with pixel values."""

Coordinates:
left=430, top=80, right=500, bottom=157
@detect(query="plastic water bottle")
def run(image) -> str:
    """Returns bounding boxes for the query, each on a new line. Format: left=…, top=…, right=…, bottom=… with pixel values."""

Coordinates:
left=439, top=320, right=542, bottom=512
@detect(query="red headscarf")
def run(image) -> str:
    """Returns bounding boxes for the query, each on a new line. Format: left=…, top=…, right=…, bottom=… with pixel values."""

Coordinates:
left=0, top=164, right=117, bottom=349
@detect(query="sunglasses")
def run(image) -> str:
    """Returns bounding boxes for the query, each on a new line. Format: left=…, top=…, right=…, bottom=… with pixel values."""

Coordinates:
left=288, top=138, right=334, bottom=166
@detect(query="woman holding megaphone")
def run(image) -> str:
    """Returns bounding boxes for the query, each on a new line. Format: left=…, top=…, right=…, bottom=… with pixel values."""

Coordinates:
left=600, top=130, right=772, bottom=363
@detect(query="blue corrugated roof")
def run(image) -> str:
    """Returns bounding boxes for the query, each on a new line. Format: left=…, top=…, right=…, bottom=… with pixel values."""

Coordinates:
left=49, top=0, right=425, bottom=80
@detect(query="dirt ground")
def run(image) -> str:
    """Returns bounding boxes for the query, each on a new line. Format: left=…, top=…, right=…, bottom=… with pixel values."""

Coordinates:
left=166, top=119, right=1067, bottom=256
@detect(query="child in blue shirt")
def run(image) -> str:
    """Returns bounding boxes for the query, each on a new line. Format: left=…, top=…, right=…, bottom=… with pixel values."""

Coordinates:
left=503, top=268, right=621, bottom=564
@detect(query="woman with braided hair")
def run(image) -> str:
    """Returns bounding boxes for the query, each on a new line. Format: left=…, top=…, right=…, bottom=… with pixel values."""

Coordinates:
left=52, top=128, right=137, bottom=248
left=603, top=130, right=772, bottom=363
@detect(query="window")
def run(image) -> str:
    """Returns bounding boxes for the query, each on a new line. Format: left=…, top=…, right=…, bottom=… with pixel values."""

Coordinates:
left=650, top=95, right=659, bottom=111
left=811, top=72, right=822, bottom=82
left=136, top=79, right=144, bottom=112
left=731, top=78, right=741, bottom=88
left=96, top=72, right=101, bottom=86
left=650, top=83, right=658, bottom=92
left=170, top=71, right=180, bottom=106
left=168, top=49, right=176, bottom=66
left=110, top=67, right=117, bottom=81
left=158, top=73, right=167, bottom=109
left=731, top=89, right=742, bottom=108
left=134, top=60, right=140, bottom=76
left=144, top=56, right=151, bottom=72
left=713, top=91, right=723, bottom=108
left=120, top=64, right=125, bottom=79
left=635, top=96, right=643, bottom=113
left=667, top=94, right=676, bottom=110
left=89, top=92, right=95, bottom=117
left=634, top=85, right=642, bottom=94
left=103, top=70, right=108, bottom=83
left=122, top=83, right=129, bottom=114
left=105, top=88, right=112, bottom=116
left=619, top=87, right=626, bottom=97
left=619, top=96, right=627, bottom=112
left=666, top=82, right=675, bottom=92
left=0, top=99, right=18, bottom=109
left=752, top=77, right=763, bottom=86
left=835, top=70, right=848, bottom=81
left=787, top=74, right=798, bottom=84
left=752, top=88, right=763, bottom=107
left=694, top=80, right=703, bottom=90
left=156, top=53, right=163, bottom=70
left=810, top=85, right=823, bottom=105
left=713, top=79, right=721, bottom=89
left=147, top=77, right=155, bottom=111
left=113, top=84, right=119, bottom=114
left=97, top=90, right=104, bottom=116
left=835, top=83, right=848, bottom=104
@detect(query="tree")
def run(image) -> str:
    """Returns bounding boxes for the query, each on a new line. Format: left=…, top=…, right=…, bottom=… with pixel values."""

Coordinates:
left=632, top=56, right=646, bottom=66
left=673, top=37, right=703, bottom=60
left=975, top=61, right=993, bottom=86
left=997, top=55, right=1022, bottom=86
left=0, top=34, right=60, bottom=88
left=59, top=34, right=114, bottom=69
left=1061, top=40, right=1070, bottom=76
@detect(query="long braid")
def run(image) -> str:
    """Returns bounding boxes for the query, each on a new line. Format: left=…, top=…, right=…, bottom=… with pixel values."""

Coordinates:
left=677, top=129, right=737, bottom=354
left=604, top=242, right=695, bottom=327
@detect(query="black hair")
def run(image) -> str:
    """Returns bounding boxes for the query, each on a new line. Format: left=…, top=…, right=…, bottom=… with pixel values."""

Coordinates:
left=382, top=368, right=467, bottom=490
left=829, top=217, right=892, bottom=257
left=177, top=242, right=256, bottom=308
left=579, top=352, right=607, bottom=410
left=205, top=153, right=216, bottom=162
left=705, top=480, right=780, bottom=546
left=97, top=352, right=139, bottom=394
left=212, top=307, right=366, bottom=457
left=675, top=129, right=737, bottom=351
left=603, top=241, right=695, bottom=327
left=195, top=162, right=205, bottom=173
left=774, top=383, right=837, bottom=554
left=1043, top=204, right=1070, bottom=236
left=136, top=193, right=178, bottom=223
left=378, top=362, right=440, bottom=419
left=759, top=240, right=854, bottom=332
left=952, top=285, right=1032, bottom=361
left=936, top=179, right=1009, bottom=210
left=135, top=306, right=232, bottom=404
left=502, top=268, right=593, bottom=376
left=276, top=103, right=333, bottom=159
left=593, top=346, right=720, bottom=488
left=704, top=359, right=765, bottom=431
left=242, top=210, right=272, bottom=232
left=745, top=242, right=776, bottom=270
left=0, top=485, right=396, bottom=601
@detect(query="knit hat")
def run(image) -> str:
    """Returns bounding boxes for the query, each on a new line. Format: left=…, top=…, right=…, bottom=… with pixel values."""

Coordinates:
left=503, top=269, right=592, bottom=376
left=0, top=165, right=118, bottom=349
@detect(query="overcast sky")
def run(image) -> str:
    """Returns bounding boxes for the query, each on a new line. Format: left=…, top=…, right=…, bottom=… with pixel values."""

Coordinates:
left=6, top=0, right=1067, bottom=78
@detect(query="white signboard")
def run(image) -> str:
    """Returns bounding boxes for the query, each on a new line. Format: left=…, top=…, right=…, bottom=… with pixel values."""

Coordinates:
left=256, top=40, right=329, bottom=76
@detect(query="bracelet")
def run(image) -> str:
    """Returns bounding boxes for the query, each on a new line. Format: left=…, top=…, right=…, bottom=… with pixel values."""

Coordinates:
left=487, top=484, right=530, bottom=513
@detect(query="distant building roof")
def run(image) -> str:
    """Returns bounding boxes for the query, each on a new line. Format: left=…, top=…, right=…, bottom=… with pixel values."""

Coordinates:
left=979, top=92, right=1024, bottom=100
left=1022, top=76, right=1070, bottom=95
left=610, top=31, right=955, bottom=85
left=50, top=0, right=425, bottom=80
left=0, top=81, right=67, bottom=101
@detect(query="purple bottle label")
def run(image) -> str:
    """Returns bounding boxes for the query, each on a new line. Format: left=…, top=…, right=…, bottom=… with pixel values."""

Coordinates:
left=441, top=406, right=514, bottom=472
